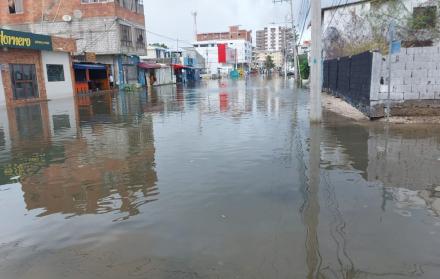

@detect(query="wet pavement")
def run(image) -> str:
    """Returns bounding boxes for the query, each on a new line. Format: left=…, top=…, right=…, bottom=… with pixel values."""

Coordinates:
left=0, top=77, right=440, bottom=279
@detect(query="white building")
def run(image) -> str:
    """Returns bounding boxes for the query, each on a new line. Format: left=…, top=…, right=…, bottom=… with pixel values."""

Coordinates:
left=254, top=51, right=284, bottom=69
left=193, top=39, right=253, bottom=74
left=256, top=24, right=293, bottom=52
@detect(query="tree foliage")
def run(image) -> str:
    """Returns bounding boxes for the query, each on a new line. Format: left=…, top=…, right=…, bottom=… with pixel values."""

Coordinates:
left=299, top=55, right=310, bottom=80
left=150, top=43, right=169, bottom=49
left=265, top=55, right=275, bottom=69
left=323, top=0, right=440, bottom=59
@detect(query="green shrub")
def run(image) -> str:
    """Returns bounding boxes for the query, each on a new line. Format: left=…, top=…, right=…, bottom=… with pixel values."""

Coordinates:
left=299, top=55, right=310, bottom=80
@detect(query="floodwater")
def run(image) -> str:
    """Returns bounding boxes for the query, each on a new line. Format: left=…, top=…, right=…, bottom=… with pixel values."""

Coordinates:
left=0, top=77, right=440, bottom=279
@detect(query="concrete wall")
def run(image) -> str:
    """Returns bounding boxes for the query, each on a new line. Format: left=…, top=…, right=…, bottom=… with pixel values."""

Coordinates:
left=6, top=19, right=148, bottom=56
left=0, top=69, right=5, bottom=107
left=370, top=46, right=440, bottom=117
left=41, top=51, right=74, bottom=100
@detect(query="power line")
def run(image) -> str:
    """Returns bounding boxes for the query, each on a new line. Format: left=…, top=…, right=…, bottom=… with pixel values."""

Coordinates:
left=322, top=0, right=350, bottom=35
left=146, top=30, right=193, bottom=46
left=298, top=3, right=310, bottom=43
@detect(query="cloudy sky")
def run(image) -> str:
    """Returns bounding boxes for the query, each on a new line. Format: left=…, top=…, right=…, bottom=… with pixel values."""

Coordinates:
left=143, top=0, right=311, bottom=49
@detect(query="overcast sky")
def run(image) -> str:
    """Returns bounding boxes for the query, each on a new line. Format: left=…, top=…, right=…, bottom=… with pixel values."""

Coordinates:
left=143, top=0, right=312, bottom=49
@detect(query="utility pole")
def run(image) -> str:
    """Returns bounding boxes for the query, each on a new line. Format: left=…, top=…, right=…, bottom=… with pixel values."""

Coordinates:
left=191, top=11, right=198, bottom=41
left=273, top=0, right=301, bottom=87
left=310, top=0, right=322, bottom=122
left=284, top=26, right=288, bottom=80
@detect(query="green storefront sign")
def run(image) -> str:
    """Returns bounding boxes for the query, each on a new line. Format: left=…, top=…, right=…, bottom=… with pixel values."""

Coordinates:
left=0, top=28, right=52, bottom=51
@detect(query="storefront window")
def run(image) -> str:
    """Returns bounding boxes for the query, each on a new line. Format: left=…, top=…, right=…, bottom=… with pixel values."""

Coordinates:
left=46, top=64, right=65, bottom=82
left=10, top=64, right=39, bottom=100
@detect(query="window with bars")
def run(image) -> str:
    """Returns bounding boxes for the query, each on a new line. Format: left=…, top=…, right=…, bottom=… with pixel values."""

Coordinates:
left=120, top=25, right=132, bottom=47
left=134, top=28, right=145, bottom=49
left=10, top=64, right=39, bottom=100
left=115, top=0, right=144, bottom=13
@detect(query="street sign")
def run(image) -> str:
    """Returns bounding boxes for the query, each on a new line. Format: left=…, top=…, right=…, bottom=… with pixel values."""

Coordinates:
left=391, top=40, right=401, bottom=54
left=0, top=28, right=52, bottom=51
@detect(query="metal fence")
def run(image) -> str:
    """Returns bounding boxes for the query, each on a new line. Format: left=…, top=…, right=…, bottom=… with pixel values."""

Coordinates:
left=323, top=51, right=373, bottom=110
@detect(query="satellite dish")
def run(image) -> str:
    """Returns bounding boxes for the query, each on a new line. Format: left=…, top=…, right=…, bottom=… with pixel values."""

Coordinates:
left=62, top=15, right=72, bottom=22
left=73, top=10, right=83, bottom=20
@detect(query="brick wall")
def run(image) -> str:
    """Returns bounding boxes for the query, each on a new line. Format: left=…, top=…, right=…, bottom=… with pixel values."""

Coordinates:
left=1, top=0, right=146, bottom=56
left=0, top=0, right=143, bottom=25
left=52, top=36, right=76, bottom=53
left=197, top=26, right=252, bottom=42
left=0, top=49, right=47, bottom=106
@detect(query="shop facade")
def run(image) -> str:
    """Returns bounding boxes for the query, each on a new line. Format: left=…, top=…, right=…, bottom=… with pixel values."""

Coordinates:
left=0, top=29, right=75, bottom=107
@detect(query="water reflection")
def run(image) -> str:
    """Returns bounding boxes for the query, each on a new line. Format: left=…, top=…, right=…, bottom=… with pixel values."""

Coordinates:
left=0, top=79, right=440, bottom=278
left=0, top=94, right=158, bottom=220
left=305, top=123, right=323, bottom=279
left=322, top=112, right=440, bottom=216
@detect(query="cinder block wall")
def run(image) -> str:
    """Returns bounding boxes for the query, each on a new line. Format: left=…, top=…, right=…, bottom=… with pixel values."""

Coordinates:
left=370, top=46, right=440, bottom=117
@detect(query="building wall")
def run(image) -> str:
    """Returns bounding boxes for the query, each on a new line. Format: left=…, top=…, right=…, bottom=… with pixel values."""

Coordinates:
left=0, top=49, right=47, bottom=106
left=255, top=25, right=292, bottom=52
left=255, top=51, right=284, bottom=68
left=41, top=51, right=74, bottom=99
left=0, top=0, right=145, bottom=26
left=197, top=26, right=252, bottom=42
left=369, top=47, right=440, bottom=116
left=194, top=39, right=252, bottom=73
left=256, top=30, right=266, bottom=51
left=0, top=70, right=4, bottom=106
left=1, top=1, right=146, bottom=56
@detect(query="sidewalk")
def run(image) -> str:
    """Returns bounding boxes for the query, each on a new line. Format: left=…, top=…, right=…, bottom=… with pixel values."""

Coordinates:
left=322, top=92, right=440, bottom=124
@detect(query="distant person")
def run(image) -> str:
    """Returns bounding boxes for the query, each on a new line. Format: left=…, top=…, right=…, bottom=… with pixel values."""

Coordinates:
left=109, top=74, right=114, bottom=88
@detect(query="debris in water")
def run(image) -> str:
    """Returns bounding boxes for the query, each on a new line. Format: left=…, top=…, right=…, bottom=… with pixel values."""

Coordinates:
left=221, top=215, right=226, bottom=219
left=395, top=209, right=412, bottom=217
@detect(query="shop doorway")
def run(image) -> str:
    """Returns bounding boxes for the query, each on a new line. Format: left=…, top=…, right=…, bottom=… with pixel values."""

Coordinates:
left=10, top=64, right=39, bottom=100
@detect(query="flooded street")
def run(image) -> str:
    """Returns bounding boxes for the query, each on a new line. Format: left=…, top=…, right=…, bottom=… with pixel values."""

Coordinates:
left=1, top=77, right=440, bottom=278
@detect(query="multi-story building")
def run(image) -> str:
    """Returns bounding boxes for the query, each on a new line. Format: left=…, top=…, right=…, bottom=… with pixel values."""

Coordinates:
left=197, top=25, right=252, bottom=42
left=193, top=26, right=253, bottom=74
left=255, top=24, right=293, bottom=52
left=254, top=50, right=284, bottom=70
left=0, top=0, right=147, bottom=87
left=194, top=39, right=252, bottom=74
